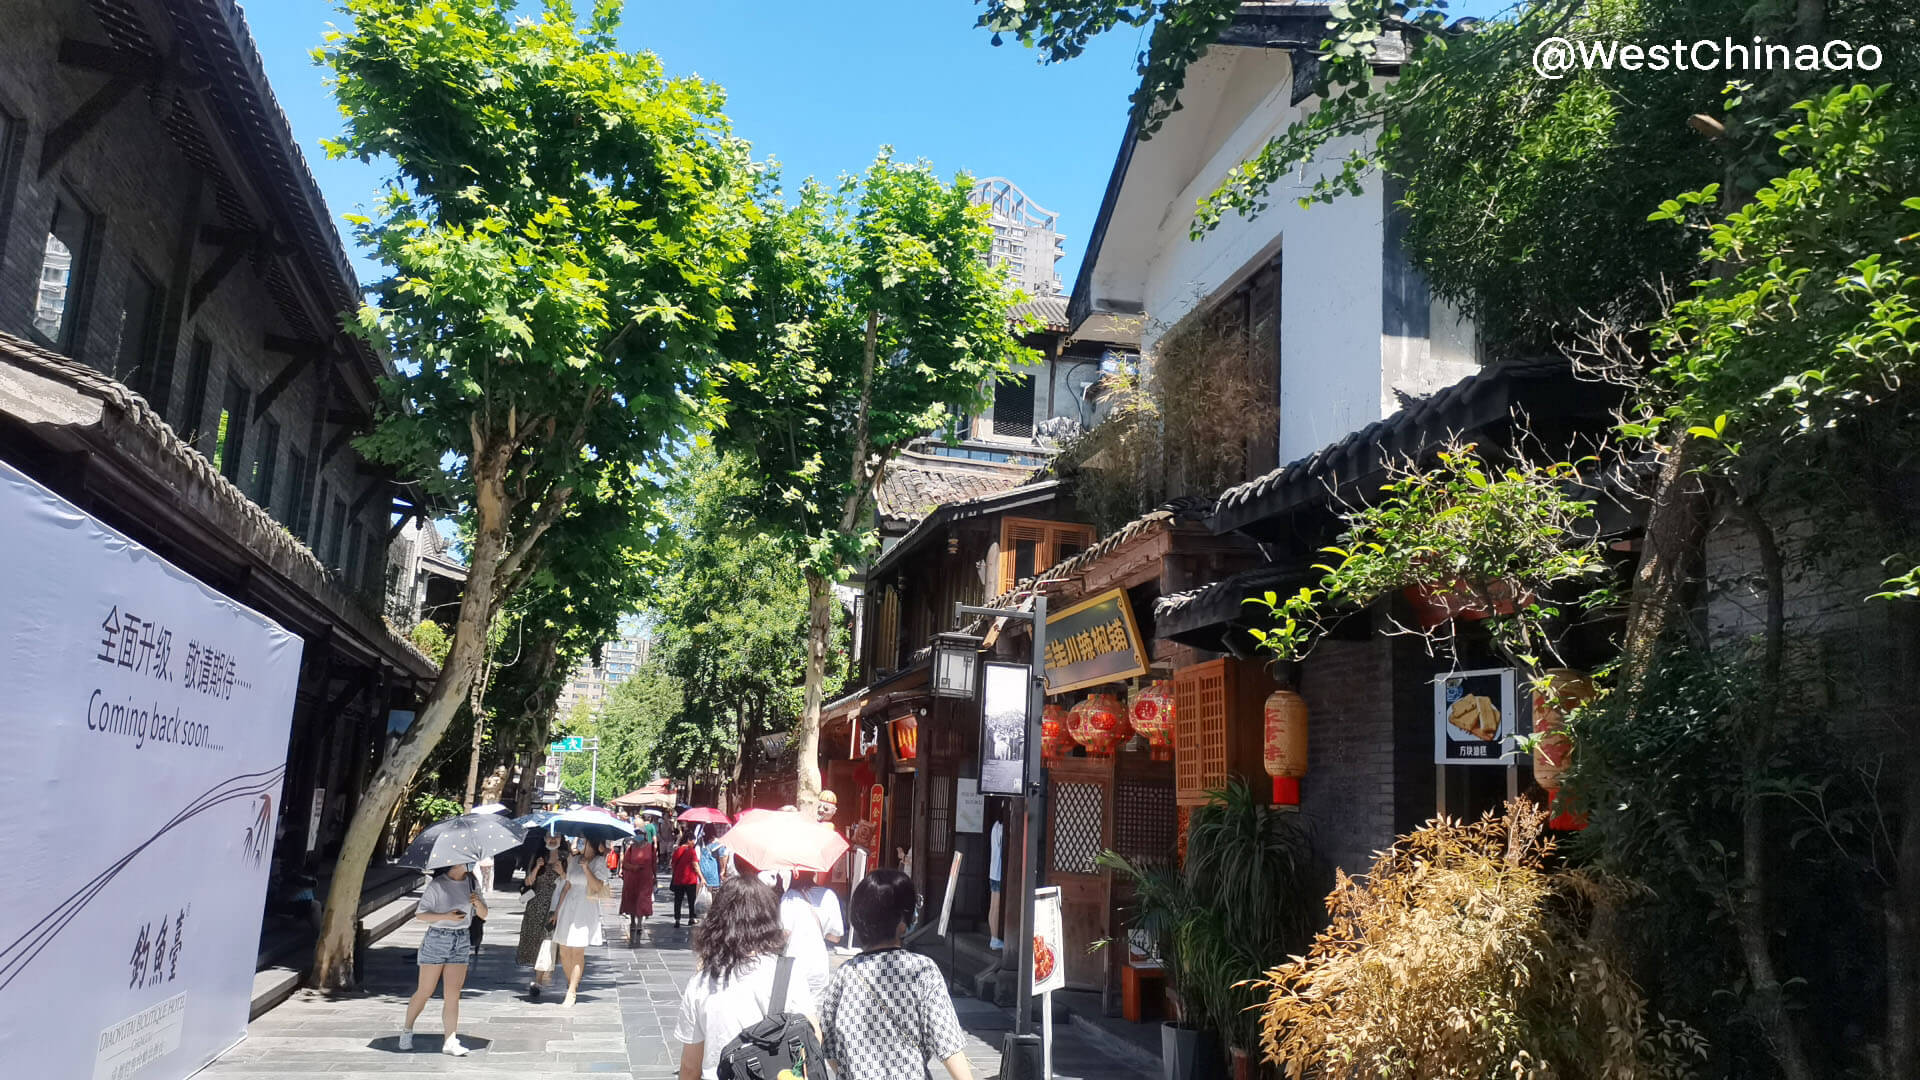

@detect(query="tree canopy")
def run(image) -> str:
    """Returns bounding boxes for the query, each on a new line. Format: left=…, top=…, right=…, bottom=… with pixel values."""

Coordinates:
left=310, top=0, right=753, bottom=989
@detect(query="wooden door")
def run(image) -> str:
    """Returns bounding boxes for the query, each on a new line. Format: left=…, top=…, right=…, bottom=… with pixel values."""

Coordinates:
left=1045, top=755, right=1114, bottom=991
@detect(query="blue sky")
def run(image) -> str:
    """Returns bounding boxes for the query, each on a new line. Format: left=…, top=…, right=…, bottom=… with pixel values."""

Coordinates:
left=242, top=0, right=1146, bottom=289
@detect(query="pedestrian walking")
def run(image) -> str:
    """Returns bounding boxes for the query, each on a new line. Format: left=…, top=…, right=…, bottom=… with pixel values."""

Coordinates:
left=673, top=876, right=821, bottom=1080
left=516, top=832, right=566, bottom=1000
left=399, top=863, right=488, bottom=1057
left=550, top=838, right=613, bottom=1006
left=784, top=870, right=845, bottom=948
left=671, top=827, right=701, bottom=926
left=821, top=869, right=973, bottom=1080
left=620, top=831, right=657, bottom=940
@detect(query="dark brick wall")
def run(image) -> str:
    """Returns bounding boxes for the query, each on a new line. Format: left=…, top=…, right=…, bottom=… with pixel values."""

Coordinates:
left=0, top=0, right=390, bottom=596
left=1297, top=631, right=1398, bottom=877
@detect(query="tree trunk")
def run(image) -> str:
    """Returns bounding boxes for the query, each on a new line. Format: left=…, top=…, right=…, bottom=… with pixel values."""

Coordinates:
left=794, top=571, right=832, bottom=815
left=462, top=713, right=487, bottom=809
left=1723, top=488, right=1815, bottom=1080
left=311, top=460, right=513, bottom=991
left=1620, top=439, right=1710, bottom=692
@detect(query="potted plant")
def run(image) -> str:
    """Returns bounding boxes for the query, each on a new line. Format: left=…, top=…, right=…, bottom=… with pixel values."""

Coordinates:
left=1102, top=780, right=1320, bottom=1080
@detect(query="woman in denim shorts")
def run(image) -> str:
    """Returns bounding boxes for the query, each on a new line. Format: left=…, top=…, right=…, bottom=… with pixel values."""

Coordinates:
left=400, top=863, right=489, bottom=1056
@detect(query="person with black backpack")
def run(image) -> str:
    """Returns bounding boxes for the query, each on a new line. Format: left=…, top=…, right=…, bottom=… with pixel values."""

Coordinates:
left=674, top=876, right=823, bottom=1080
left=820, top=870, right=975, bottom=1080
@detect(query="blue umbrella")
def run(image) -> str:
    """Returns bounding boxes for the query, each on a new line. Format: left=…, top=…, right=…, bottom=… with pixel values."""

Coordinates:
left=546, top=807, right=636, bottom=844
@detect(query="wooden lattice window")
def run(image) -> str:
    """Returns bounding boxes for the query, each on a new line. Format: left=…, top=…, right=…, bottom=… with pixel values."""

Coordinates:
left=1114, top=779, right=1177, bottom=871
left=1052, top=781, right=1105, bottom=874
left=1173, top=659, right=1229, bottom=806
left=998, top=517, right=1096, bottom=593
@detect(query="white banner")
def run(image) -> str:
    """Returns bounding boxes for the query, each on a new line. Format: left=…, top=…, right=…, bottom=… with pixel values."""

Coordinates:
left=0, top=460, right=303, bottom=1079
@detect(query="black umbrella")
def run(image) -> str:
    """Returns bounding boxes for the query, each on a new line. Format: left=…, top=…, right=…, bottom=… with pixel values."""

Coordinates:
left=398, top=812, right=526, bottom=870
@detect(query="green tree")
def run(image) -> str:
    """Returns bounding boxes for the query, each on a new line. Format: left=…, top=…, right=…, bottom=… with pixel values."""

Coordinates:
left=309, top=0, right=751, bottom=989
left=645, top=449, right=846, bottom=801
left=711, top=153, right=1034, bottom=810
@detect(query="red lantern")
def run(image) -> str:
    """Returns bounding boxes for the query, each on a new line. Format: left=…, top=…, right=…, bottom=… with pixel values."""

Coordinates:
left=892, top=715, right=918, bottom=760
left=1041, top=704, right=1073, bottom=759
left=1263, top=688, right=1308, bottom=805
left=1130, top=680, right=1176, bottom=760
left=1530, top=669, right=1594, bottom=830
left=1075, top=693, right=1131, bottom=756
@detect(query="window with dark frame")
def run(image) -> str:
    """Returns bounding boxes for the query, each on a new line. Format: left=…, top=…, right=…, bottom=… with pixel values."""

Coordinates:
left=212, top=377, right=249, bottom=482
left=33, top=193, right=93, bottom=349
left=114, top=267, right=162, bottom=391
left=253, top=417, right=281, bottom=511
left=989, top=371, right=1036, bottom=437
left=328, top=497, right=347, bottom=569
left=313, top=481, right=331, bottom=555
left=347, top=520, right=364, bottom=586
left=178, top=335, right=213, bottom=445
left=287, top=449, right=310, bottom=539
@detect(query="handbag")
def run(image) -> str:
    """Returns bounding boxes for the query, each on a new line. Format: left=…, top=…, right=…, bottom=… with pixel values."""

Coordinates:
left=535, top=938, right=556, bottom=973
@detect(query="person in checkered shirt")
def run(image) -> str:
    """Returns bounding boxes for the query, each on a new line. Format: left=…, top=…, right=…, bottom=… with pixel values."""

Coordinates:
left=820, top=870, right=974, bottom=1080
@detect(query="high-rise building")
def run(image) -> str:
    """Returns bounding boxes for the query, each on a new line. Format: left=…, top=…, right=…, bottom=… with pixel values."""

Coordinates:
left=970, top=178, right=1065, bottom=298
left=554, top=634, right=649, bottom=717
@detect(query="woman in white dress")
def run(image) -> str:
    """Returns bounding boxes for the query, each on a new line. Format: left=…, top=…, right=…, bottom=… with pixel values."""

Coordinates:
left=548, top=838, right=613, bottom=1006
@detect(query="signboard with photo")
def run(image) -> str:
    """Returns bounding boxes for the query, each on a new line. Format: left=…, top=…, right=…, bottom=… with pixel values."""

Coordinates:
left=978, top=662, right=1030, bottom=796
left=1433, top=667, right=1520, bottom=765
left=1032, top=886, right=1066, bottom=995
left=0, top=460, right=303, bottom=1080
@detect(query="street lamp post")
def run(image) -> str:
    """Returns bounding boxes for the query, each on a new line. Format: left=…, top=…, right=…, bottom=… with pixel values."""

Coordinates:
left=951, top=596, right=1050, bottom=1079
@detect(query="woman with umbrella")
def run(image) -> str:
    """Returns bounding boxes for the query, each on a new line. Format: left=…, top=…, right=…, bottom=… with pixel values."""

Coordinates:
left=393, top=813, right=519, bottom=1055
left=545, top=809, right=631, bottom=1005
left=515, top=829, right=566, bottom=1000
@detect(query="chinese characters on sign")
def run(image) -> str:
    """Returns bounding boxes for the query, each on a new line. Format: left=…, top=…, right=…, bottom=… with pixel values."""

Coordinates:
left=1041, top=588, right=1149, bottom=695
left=128, top=908, right=188, bottom=991
left=96, top=606, right=173, bottom=681
left=97, top=603, right=241, bottom=697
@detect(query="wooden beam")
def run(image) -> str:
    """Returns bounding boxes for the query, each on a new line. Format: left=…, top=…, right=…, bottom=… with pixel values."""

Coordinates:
left=188, top=236, right=249, bottom=314
left=386, top=512, right=413, bottom=542
left=39, top=74, right=140, bottom=177
left=329, top=409, right=367, bottom=427
left=253, top=348, right=320, bottom=420
left=265, top=333, right=329, bottom=358
left=320, top=424, right=359, bottom=466
left=57, top=39, right=160, bottom=79
left=349, top=480, right=389, bottom=518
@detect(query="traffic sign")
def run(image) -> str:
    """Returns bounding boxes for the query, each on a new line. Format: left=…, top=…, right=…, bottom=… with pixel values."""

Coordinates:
left=549, top=736, right=584, bottom=752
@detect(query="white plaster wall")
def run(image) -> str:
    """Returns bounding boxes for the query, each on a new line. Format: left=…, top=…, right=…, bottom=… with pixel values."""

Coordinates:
left=1104, top=52, right=1482, bottom=469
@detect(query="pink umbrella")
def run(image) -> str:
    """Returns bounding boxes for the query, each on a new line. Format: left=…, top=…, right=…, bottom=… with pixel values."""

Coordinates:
left=722, top=808, right=850, bottom=874
left=678, top=806, right=732, bottom=825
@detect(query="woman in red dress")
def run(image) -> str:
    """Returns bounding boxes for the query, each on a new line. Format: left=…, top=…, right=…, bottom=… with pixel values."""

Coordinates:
left=619, top=835, right=657, bottom=941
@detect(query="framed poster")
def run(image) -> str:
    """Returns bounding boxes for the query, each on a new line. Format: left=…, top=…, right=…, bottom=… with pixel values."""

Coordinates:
left=1433, top=667, right=1519, bottom=765
left=1032, top=886, right=1066, bottom=995
left=954, top=777, right=985, bottom=834
left=978, top=662, right=1029, bottom=796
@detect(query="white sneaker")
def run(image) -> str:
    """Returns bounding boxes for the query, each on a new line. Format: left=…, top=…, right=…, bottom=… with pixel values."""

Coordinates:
left=397, top=1030, right=414, bottom=1051
left=990, top=938, right=1005, bottom=951
left=442, top=1036, right=469, bottom=1057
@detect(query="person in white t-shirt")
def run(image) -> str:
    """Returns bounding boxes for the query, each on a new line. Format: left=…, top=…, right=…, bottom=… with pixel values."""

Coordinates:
left=987, top=815, right=1006, bottom=951
left=787, top=870, right=845, bottom=947
left=674, top=877, right=819, bottom=1080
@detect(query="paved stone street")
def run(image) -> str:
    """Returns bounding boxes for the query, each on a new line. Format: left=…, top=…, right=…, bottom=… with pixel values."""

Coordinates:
left=205, top=875, right=1159, bottom=1079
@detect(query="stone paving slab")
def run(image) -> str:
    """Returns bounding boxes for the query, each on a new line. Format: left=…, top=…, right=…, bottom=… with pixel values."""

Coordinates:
left=208, top=871, right=1159, bottom=1079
